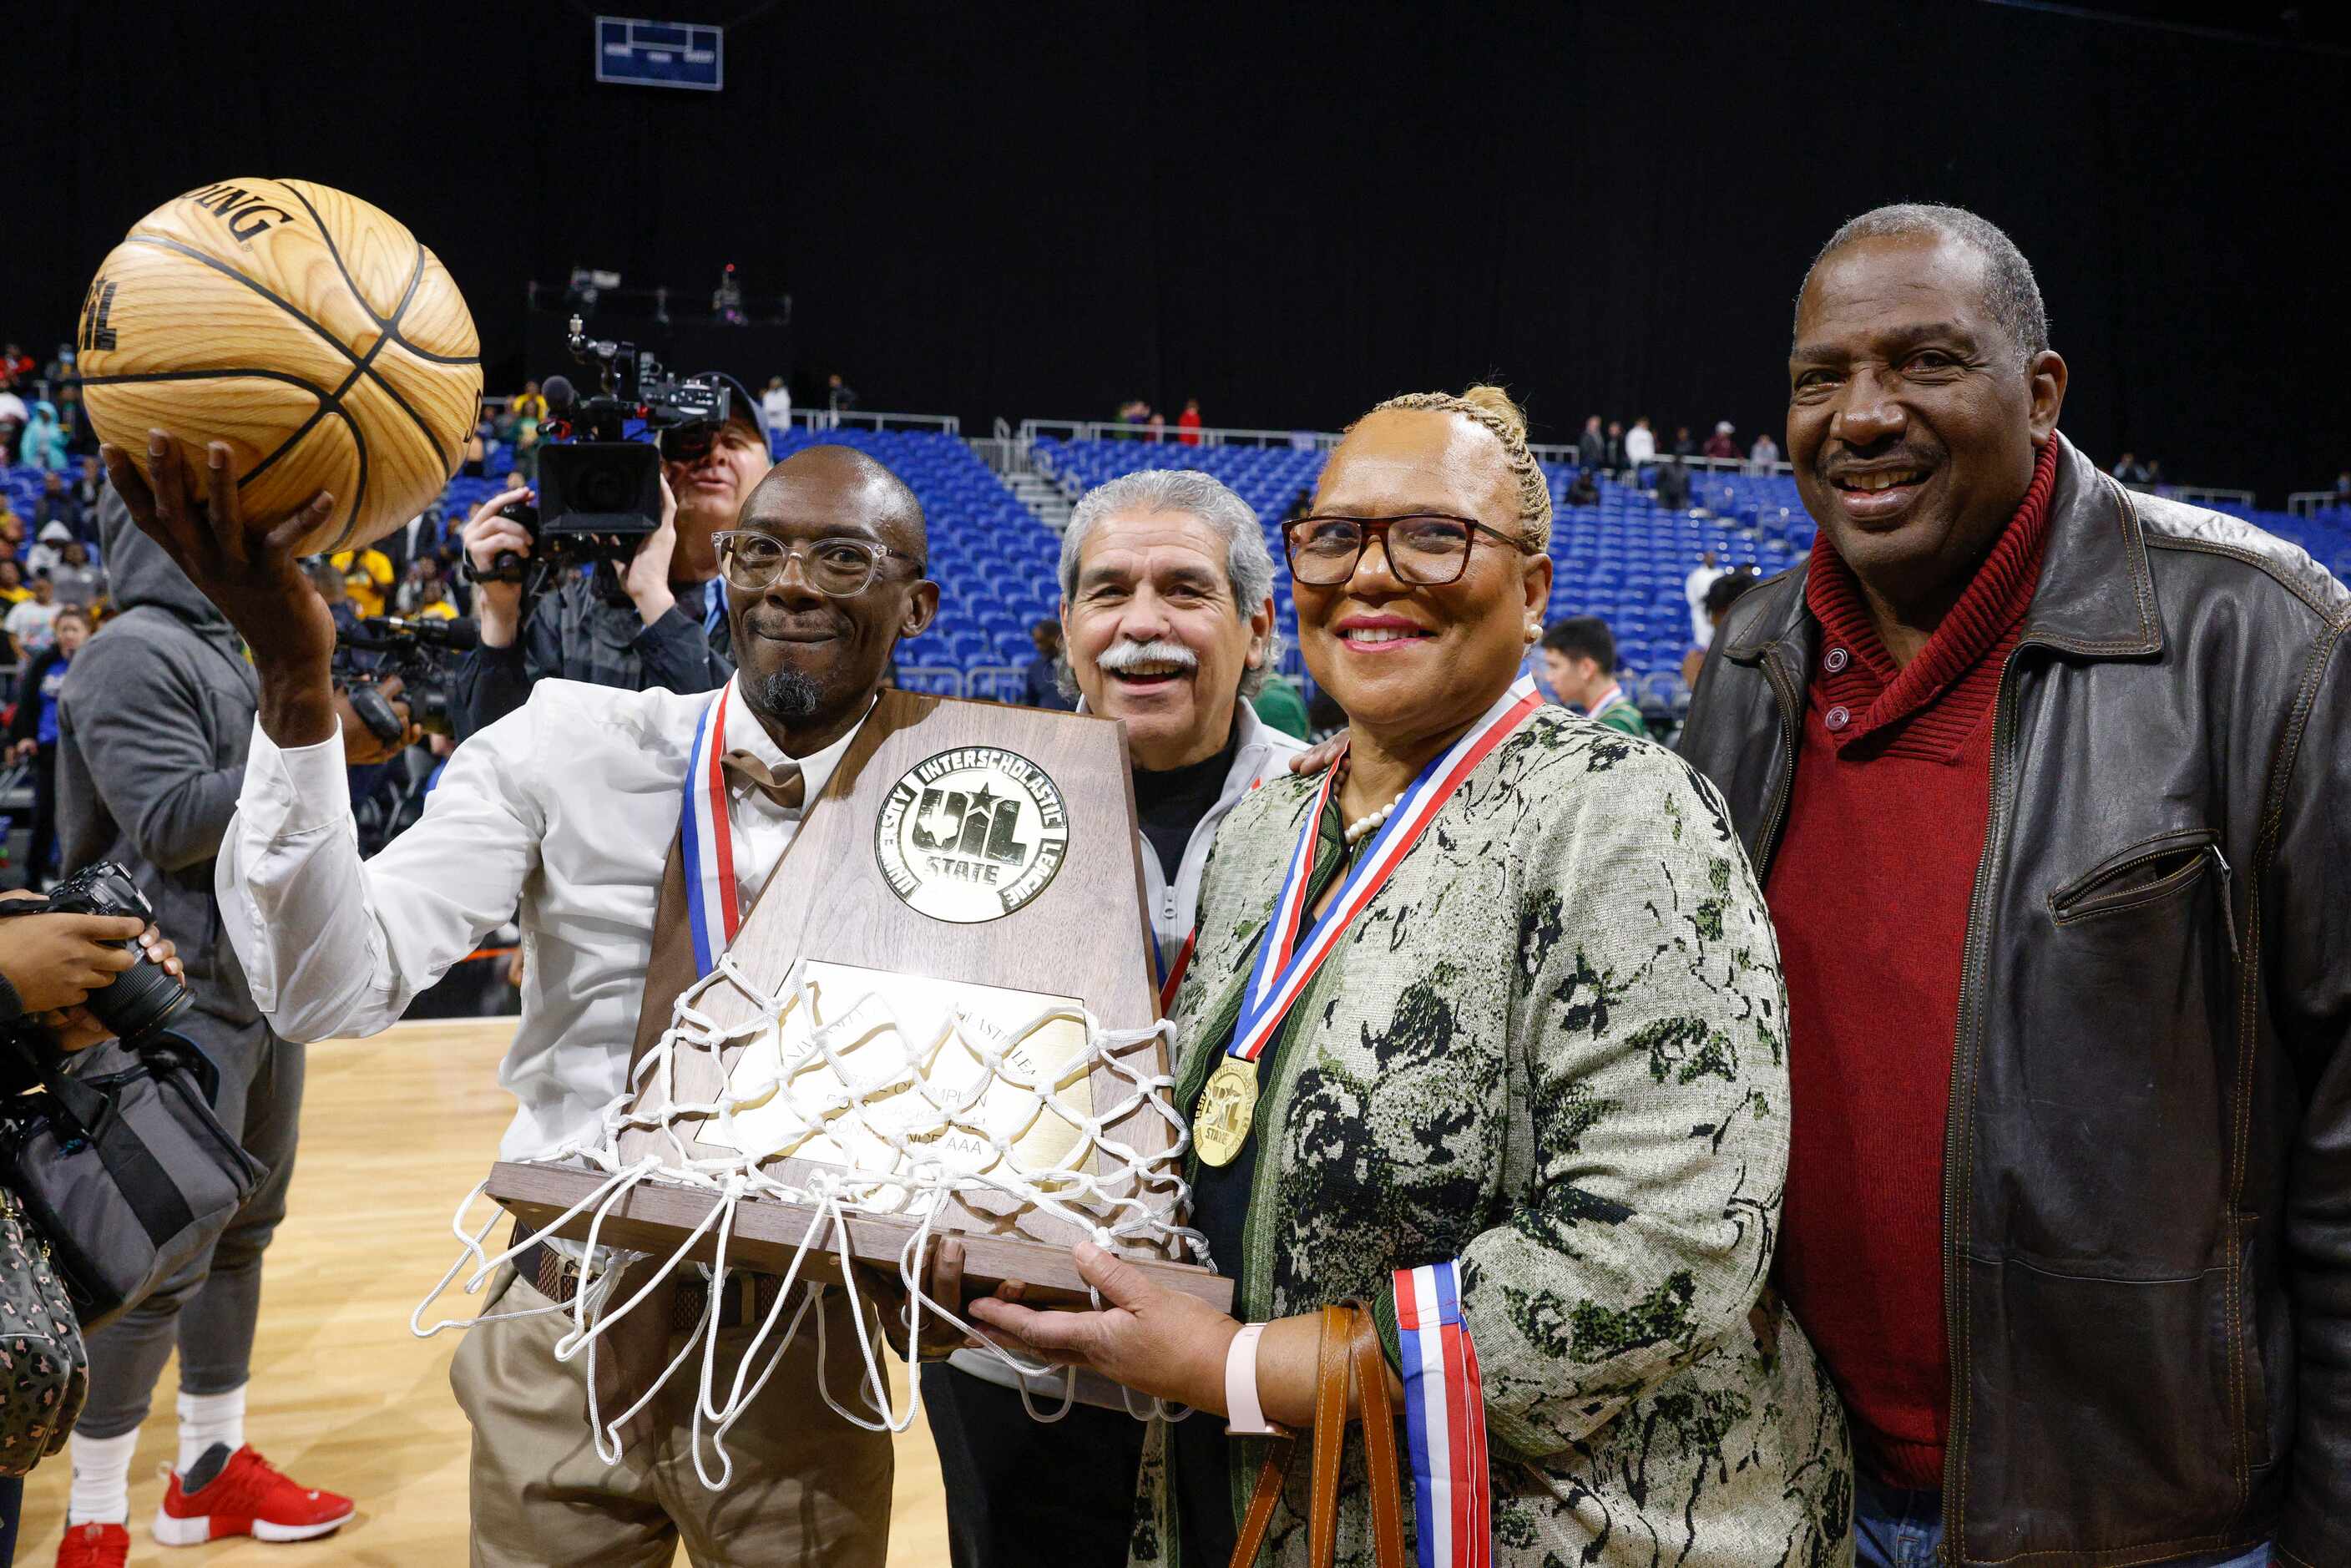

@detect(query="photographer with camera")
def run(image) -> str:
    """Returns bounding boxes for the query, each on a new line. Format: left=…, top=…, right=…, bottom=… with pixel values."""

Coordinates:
left=0, top=888, right=183, bottom=1561
left=447, top=369, right=771, bottom=742
left=44, top=488, right=410, bottom=1566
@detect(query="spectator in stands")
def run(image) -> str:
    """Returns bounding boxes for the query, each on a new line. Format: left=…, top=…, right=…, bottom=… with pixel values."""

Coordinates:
left=1177, top=397, right=1203, bottom=446
left=511, top=417, right=540, bottom=483
left=306, top=559, right=359, bottom=638
left=33, top=471, right=80, bottom=540
left=1673, top=422, right=1696, bottom=458
left=0, top=510, right=25, bottom=559
left=394, top=556, right=447, bottom=617
left=48, top=540, right=103, bottom=612
left=2143, top=457, right=2164, bottom=488
left=927, top=468, right=1300, bottom=1568
left=8, top=605, right=89, bottom=890
left=1, top=345, right=33, bottom=387
left=1703, top=419, right=1741, bottom=460
left=1146, top=409, right=1166, bottom=443
left=449, top=373, right=768, bottom=739
left=508, top=380, right=549, bottom=427
left=1656, top=455, right=1692, bottom=510
left=1604, top=418, right=1627, bottom=478
left=1566, top=466, right=1600, bottom=506
left=1625, top=414, right=1657, bottom=474
left=5, top=576, right=60, bottom=663
left=18, top=402, right=68, bottom=473
left=1577, top=412, right=1606, bottom=470
left=331, top=542, right=394, bottom=619
left=459, top=417, right=488, bottom=478
left=761, top=374, right=791, bottom=438
left=1681, top=568, right=1757, bottom=685
left=0, top=384, right=25, bottom=460
left=1540, top=616, right=1646, bottom=735
left=1249, top=671, right=1310, bottom=739
left=1019, top=617, right=1074, bottom=710
left=26, top=522, right=72, bottom=581
left=73, top=455, right=104, bottom=518
left=1750, top=430, right=1782, bottom=472
left=827, top=372, right=858, bottom=423
left=1677, top=200, right=2332, bottom=1568
left=2111, top=449, right=2151, bottom=484
left=1686, top=548, right=1727, bottom=647
left=0, top=559, right=29, bottom=606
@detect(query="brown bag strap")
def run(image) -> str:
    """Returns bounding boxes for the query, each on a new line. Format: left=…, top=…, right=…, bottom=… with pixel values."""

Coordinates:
left=1226, top=1305, right=1409, bottom=1568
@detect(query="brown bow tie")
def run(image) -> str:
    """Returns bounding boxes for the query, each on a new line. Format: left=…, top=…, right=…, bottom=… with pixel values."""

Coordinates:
left=719, top=751, right=806, bottom=811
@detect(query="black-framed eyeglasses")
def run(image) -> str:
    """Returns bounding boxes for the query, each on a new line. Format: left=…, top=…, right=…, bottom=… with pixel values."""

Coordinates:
left=711, top=531, right=924, bottom=597
left=1281, top=513, right=1534, bottom=587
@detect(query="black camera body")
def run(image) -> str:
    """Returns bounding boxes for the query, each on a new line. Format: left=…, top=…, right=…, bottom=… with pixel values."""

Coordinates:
left=476, top=316, right=731, bottom=588
left=331, top=615, right=476, bottom=743
left=1, top=863, right=190, bottom=1045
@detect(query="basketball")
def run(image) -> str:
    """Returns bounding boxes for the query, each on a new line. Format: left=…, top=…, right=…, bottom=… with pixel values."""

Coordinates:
left=77, top=178, right=481, bottom=556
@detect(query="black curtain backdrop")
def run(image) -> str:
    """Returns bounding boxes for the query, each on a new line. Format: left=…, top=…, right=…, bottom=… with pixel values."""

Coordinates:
left=13, top=1, right=2347, bottom=501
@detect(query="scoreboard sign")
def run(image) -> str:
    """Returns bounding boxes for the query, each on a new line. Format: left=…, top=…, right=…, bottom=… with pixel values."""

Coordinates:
left=594, top=17, right=724, bottom=91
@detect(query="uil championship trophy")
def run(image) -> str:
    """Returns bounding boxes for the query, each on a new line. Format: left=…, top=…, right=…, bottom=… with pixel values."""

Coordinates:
left=472, top=690, right=1227, bottom=1440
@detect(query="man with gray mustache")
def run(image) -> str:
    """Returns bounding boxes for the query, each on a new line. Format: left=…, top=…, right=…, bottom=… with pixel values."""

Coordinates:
left=922, top=468, right=1302, bottom=1568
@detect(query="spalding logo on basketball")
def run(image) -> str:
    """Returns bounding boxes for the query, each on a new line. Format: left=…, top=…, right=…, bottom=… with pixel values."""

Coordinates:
left=875, top=747, right=1070, bottom=923
left=78, top=179, right=482, bottom=556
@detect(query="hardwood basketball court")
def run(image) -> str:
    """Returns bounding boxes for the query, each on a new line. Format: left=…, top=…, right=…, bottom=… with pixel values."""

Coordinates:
left=20, top=1018, right=954, bottom=1565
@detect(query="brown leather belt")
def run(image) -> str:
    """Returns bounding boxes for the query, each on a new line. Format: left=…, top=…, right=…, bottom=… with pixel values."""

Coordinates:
left=513, top=1237, right=789, bottom=1335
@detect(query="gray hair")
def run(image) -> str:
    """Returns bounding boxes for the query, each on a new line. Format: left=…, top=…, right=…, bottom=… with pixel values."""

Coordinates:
left=1057, top=468, right=1282, bottom=698
left=1800, top=202, right=2050, bottom=363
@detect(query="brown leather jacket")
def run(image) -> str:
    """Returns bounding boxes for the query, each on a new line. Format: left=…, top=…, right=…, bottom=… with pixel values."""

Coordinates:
left=1676, top=436, right=2349, bottom=1568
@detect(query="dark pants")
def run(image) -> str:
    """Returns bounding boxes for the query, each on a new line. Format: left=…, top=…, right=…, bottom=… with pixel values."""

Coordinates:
left=24, top=743, right=56, bottom=888
left=73, top=1013, right=305, bottom=1439
left=1854, top=1473, right=2273, bottom=1568
left=0, top=1472, right=19, bottom=1561
left=920, top=1363, right=1145, bottom=1568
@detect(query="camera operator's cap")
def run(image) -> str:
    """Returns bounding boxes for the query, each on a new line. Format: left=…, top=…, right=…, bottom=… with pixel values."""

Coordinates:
left=659, top=372, right=768, bottom=459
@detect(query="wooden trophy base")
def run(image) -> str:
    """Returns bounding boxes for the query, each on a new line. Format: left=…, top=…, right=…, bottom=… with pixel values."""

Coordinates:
left=486, top=1161, right=1231, bottom=1313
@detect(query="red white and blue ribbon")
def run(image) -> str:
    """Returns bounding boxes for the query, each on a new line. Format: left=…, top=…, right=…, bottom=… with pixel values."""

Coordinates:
left=680, top=685, right=741, bottom=978
left=1223, top=678, right=1540, bottom=1067
left=1586, top=680, right=1630, bottom=725
left=1394, top=1260, right=1491, bottom=1568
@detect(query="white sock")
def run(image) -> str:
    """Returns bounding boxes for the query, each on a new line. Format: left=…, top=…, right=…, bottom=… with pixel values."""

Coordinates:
left=175, top=1384, right=247, bottom=1476
left=67, top=1429, right=138, bottom=1525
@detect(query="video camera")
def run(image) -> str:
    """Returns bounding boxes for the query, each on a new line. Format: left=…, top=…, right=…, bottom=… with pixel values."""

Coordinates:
left=478, top=316, right=733, bottom=587
left=331, top=615, right=477, bottom=744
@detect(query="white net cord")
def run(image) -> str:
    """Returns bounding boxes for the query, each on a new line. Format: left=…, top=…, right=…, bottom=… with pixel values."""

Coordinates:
left=414, top=953, right=1212, bottom=1487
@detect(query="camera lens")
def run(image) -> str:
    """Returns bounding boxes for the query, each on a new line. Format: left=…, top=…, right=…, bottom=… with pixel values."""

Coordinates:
left=579, top=463, right=631, bottom=514
left=85, top=954, right=192, bottom=1045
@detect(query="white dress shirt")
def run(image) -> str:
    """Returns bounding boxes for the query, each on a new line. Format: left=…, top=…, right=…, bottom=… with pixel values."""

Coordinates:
left=216, top=676, right=865, bottom=1159
left=1624, top=424, right=1656, bottom=466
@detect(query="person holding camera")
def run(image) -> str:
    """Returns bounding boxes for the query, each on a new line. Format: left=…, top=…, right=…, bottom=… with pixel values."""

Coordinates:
left=0, top=890, right=184, bottom=1563
left=447, top=374, right=771, bottom=741
left=47, top=488, right=410, bottom=1568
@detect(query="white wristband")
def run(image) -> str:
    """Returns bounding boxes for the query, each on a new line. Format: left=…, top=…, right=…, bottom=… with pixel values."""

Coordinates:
left=1223, top=1323, right=1285, bottom=1437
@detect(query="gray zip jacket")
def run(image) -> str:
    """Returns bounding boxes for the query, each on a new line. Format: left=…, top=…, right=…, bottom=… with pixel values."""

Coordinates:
left=57, top=489, right=261, bottom=1026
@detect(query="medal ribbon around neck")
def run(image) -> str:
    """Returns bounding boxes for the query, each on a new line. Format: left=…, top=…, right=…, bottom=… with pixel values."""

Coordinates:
left=680, top=685, right=742, bottom=978
left=1230, top=678, right=1540, bottom=1068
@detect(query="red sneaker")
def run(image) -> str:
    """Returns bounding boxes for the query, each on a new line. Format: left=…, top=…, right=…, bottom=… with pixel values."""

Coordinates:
left=152, top=1444, right=354, bottom=1545
left=55, top=1522, right=129, bottom=1567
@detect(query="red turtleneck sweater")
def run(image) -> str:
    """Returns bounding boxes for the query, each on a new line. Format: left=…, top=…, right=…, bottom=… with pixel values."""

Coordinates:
left=1765, top=438, right=2058, bottom=1490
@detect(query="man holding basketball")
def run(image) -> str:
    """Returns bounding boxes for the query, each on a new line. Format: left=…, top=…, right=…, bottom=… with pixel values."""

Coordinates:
left=101, top=429, right=935, bottom=1566
left=447, top=374, right=771, bottom=740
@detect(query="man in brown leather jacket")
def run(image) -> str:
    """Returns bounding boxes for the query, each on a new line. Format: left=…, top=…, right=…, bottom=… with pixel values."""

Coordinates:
left=1677, top=203, right=2344, bottom=1568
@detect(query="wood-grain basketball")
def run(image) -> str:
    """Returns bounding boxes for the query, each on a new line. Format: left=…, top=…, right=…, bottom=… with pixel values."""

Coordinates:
left=77, top=179, right=481, bottom=556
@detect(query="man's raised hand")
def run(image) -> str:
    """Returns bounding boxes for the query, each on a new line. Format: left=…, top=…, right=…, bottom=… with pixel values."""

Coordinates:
left=99, top=432, right=338, bottom=675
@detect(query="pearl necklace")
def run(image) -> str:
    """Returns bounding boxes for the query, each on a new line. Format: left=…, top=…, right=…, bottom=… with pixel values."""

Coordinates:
left=1337, top=761, right=1408, bottom=847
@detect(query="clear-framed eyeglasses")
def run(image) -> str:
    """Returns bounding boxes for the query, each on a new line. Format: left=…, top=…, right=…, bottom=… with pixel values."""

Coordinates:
left=710, top=531, right=923, bottom=597
left=1281, top=513, right=1534, bottom=587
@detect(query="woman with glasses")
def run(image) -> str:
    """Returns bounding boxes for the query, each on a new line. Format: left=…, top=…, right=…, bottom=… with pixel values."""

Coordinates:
left=971, top=387, right=1850, bottom=1565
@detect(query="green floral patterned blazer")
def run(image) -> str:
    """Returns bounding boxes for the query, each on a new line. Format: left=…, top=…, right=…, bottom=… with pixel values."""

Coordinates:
left=1134, top=707, right=1853, bottom=1567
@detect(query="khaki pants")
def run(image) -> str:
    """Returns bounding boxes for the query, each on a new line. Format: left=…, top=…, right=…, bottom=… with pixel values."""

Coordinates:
left=450, top=1268, right=895, bottom=1567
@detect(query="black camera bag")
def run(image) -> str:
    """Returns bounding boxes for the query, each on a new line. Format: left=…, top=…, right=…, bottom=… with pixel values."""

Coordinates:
left=0, top=1031, right=265, bottom=1334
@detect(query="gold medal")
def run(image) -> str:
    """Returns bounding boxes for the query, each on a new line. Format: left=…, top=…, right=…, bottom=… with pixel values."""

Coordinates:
left=1194, top=1057, right=1260, bottom=1167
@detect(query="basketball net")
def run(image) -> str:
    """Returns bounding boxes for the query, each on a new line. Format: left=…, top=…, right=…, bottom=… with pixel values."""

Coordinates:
left=413, top=951, right=1208, bottom=1490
